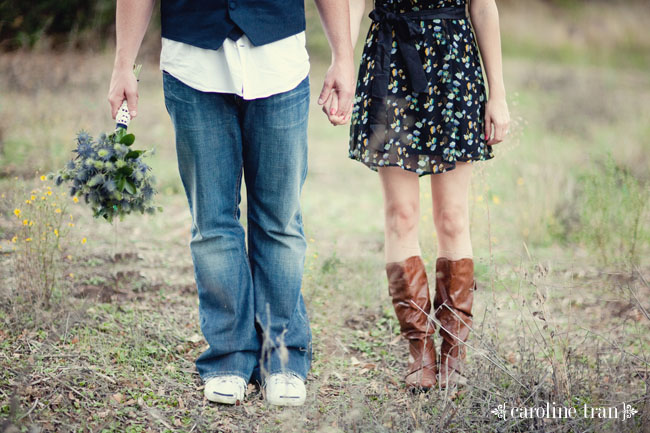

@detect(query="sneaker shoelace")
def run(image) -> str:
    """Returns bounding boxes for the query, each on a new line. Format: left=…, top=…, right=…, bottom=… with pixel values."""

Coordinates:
left=270, top=374, right=300, bottom=396
left=212, top=376, right=244, bottom=396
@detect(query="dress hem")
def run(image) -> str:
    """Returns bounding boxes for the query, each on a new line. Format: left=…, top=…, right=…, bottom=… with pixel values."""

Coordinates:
left=348, top=153, right=494, bottom=177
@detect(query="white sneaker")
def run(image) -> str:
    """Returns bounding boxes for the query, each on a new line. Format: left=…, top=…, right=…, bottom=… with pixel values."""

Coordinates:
left=204, top=375, right=247, bottom=404
left=264, top=373, right=306, bottom=406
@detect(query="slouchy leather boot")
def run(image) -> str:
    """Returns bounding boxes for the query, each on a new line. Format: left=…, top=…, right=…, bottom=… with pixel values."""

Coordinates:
left=434, top=257, right=476, bottom=389
left=386, top=256, right=437, bottom=390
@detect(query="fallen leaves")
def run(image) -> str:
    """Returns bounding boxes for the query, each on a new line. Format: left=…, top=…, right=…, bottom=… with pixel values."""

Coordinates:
left=350, top=356, right=377, bottom=374
left=110, top=392, right=124, bottom=404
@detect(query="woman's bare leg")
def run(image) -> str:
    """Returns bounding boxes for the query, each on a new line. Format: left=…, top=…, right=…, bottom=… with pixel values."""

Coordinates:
left=430, top=162, right=473, bottom=260
left=378, top=167, right=421, bottom=263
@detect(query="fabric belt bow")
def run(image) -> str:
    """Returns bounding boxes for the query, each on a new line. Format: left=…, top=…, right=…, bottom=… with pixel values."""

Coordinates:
left=368, top=6, right=467, bottom=99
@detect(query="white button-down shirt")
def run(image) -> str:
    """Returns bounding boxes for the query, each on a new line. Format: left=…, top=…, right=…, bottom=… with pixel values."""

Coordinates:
left=159, top=32, right=310, bottom=100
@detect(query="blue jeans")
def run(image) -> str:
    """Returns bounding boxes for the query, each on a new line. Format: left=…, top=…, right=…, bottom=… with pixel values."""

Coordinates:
left=163, top=71, right=312, bottom=384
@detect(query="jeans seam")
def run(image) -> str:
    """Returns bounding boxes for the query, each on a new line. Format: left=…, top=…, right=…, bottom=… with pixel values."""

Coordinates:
left=234, top=162, right=242, bottom=220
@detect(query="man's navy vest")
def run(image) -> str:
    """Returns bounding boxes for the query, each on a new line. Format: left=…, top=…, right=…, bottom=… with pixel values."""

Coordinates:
left=160, top=0, right=306, bottom=50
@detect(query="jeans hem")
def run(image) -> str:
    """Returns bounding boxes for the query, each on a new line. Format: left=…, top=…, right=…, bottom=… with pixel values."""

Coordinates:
left=201, top=371, right=251, bottom=384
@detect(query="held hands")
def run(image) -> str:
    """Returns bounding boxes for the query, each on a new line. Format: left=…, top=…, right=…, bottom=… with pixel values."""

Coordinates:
left=318, top=57, right=356, bottom=126
left=484, top=96, right=510, bottom=145
left=108, top=65, right=139, bottom=120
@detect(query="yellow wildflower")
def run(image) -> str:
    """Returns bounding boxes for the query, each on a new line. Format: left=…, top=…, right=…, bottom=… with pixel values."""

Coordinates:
left=67, top=255, right=72, bottom=260
left=492, top=195, right=501, bottom=205
left=55, top=208, right=62, bottom=214
left=40, top=175, right=46, bottom=181
left=25, top=237, right=32, bottom=242
left=25, top=200, right=31, bottom=205
left=22, top=219, right=28, bottom=226
left=30, top=195, right=36, bottom=200
left=69, top=273, right=75, bottom=279
left=29, top=221, right=34, bottom=226
left=68, top=223, right=75, bottom=227
left=73, top=196, right=79, bottom=203
left=11, top=236, right=17, bottom=243
left=54, top=229, right=59, bottom=237
left=13, top=209, right=21, bottom=217
left=47, top=190, right=52, bottom=196
left=81, top=237, right=87, bottom=245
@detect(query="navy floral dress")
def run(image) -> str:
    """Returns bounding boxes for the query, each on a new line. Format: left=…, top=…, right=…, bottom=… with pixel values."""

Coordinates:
left=349, top=0, right=494, bottom=176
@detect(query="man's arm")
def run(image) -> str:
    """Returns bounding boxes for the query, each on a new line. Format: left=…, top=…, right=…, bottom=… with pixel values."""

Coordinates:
left=469, top=0, right=510, bottom=145
left=314, top=0, right=356, bottom=125
left=108, top=0, right=155, bottom=119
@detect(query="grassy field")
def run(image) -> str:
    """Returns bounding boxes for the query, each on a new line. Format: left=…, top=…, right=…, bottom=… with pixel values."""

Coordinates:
left=1, top=2, right=649, bottom=432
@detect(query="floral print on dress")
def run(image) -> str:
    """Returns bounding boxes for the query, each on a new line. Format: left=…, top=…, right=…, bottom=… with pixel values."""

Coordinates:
left=349, top=0, right=494, bottom=176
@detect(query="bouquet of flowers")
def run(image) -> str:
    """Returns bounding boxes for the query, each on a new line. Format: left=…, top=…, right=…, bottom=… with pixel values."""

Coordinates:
left=52, top=65, right=161, bottom=223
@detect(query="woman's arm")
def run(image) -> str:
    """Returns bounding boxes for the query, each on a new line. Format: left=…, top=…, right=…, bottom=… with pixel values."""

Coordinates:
left=469, top=0, right=510, bottom=145
left=350, top=0, right=366, bottom=47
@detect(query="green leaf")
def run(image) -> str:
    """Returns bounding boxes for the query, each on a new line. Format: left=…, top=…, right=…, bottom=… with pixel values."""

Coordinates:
left=116, top=176, right=126, bottom=192
left=125, top=180, right=136, bottom=195
left=114, top=128, right=126, bottom=141
left=125, top=150, right=143, bottom=159
left=117, top=166, right=134, bottom=176
left=119, top=134, right=136, bottom=146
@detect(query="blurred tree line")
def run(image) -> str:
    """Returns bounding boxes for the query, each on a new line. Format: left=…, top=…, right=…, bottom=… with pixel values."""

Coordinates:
left=0, top=0, right=146, bottom=50
left=0, top=0, right=642, bottom=50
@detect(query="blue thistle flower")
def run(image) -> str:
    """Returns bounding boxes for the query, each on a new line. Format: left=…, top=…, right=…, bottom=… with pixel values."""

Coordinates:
left=103, top=179, right=117, bottom=194
left=76, top=133, right=96, bottom=159
left=77, top=130, right=92, bottom=145
left=142, top=184, right=154, bottom=200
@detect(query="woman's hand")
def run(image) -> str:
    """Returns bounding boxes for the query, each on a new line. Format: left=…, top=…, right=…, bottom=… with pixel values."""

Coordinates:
left=484, top=96, right=510, bottom=145
left=321, top=90, right=352, bottom=125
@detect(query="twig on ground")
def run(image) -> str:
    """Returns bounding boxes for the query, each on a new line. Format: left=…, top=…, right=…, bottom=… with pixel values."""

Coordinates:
left=16, top=397, right=38, bottom=421
left=147, top=406, right=175, bottom=431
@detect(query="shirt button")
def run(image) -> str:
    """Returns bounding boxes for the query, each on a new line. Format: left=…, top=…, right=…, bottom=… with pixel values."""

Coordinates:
left=229, top=1, right=236, bottom=9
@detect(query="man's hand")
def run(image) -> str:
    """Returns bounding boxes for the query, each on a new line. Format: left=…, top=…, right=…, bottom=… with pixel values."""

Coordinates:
left=318, top=56, right=356, bottom=126
left=108, top=65, right=139, bottom=120
left=314, top=0, right=356, bottom=126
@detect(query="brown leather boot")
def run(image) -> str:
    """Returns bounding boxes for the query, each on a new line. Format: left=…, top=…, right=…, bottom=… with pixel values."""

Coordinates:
left=386, top=256, right=437, bottom=391
left=434, top=257, right=476, bottom=390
